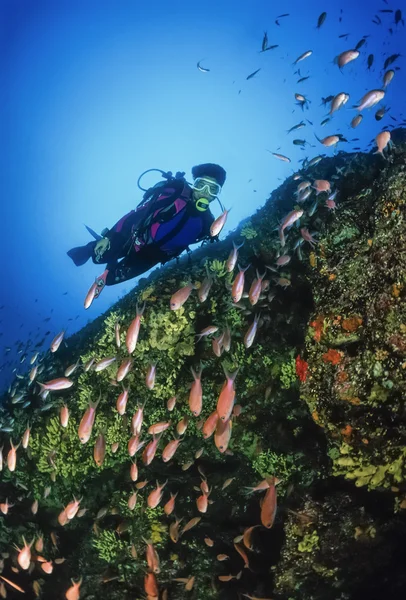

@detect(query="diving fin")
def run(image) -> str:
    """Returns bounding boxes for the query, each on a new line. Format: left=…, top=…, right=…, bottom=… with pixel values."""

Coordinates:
left=84, top=224, right=102, bottom=240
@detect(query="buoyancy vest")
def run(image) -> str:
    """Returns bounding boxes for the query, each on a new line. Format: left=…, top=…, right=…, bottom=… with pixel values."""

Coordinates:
left=109, top=180, right=214, bottom=257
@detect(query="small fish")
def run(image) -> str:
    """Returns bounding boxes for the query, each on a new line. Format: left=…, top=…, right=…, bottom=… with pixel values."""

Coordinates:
left=375, top=131, right=391, bottom=156
left=232, top=264, right=250, bottom=303
left=128, top=490, right=138, bottom=510
left=126, top=302, right=145, bottom=354
left=181, top=516, right=201, bottom=535
left=246, top=68, right=261, bottom=80
left=383, top=53, right=401, bottom=69
left=215, top=417, right=232, bottom=453
left=7, top=439, right=20, bottom=472
left=189, top=366, right=203, bottom=416
left=197, top=60, right=210, bottom=73
left=356, top=89, right=385, bottom=111
left=335, top=49, right=360, bottom=69
left=16, top=536, right=33, bottom=570
left=268, top=151, right=291, bottom=163
left=297, top=76, right=310, bottom=83
left=355, top=38, right=366, bottom=50
left=226, top=241, right=244, bottom=272
left=94, top=432, right=106, bottom=467
left=394, top=9, right=403, bottom=25
left=78, top=395, right=100, bottom=444
left=116, top=387, right=129, bottom=415
left=167, top=396, right=177, bottom=411
left=50, top=330, right=65, bottom=353
left=287, top=121, right=305, bottom=133
left=316, top=12, right=327, bottom=29
left=146, top=363, right=156, bottom=390
left=170, top=283, right=197, bottom=310
left=351, top=114, right=363, bottom=128
left=148, top=421, right=171, bottom=435
left=260, top=479, right=277, bottom=528
left=202, top=410, right=219, bottom=439
left=217, top=364, right=238, bottom=421
left=195, top=325, right=218, bottom=342
left=278, top=209, right=304, bottom=247
left=142, top=434, right=161, bottom=465
left=383, top=69, right=395, bottom=88
left=367, top=54, right=374, bottom=69
left=210, top=208, right=231, bottom=237
left=37, top=377, right=73, bottom=392
left=330, top=92, right=350, bottom=115
left=198, top=273, right=213, bottom=302
left=169, top=517, right=183, bottom=543
left=261, top=31, right=268, bottom=52
left=293, top=50, right=312, bottom=64
left=217, top=554, right=230, bottom=561
left=0, top=575, right=26, bottom=594
left=163, top=492, right=178, bottom=515
left=244, top=313, right=260, bottom=349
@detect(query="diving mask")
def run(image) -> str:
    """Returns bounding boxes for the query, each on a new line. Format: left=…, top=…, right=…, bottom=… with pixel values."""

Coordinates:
left=191, top=177, right=222, bottom=198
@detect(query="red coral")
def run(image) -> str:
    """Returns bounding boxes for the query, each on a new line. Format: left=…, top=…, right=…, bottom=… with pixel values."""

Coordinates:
left=296, top=355, right=308, bottom=382
left=310, top=315, right=324, bottom=343
left=322, top=349, right=342, bottom=365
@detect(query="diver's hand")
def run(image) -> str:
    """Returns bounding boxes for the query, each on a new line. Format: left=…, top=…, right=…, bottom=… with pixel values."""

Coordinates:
left=94, top=238, right=110, bottom=261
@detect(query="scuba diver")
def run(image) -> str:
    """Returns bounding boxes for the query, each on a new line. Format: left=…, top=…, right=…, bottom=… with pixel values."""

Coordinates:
left=67, top=163, right=226, bottom=308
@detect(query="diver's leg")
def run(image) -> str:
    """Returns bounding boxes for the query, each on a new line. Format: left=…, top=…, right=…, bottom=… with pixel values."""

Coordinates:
left=105, top=250, right=165, bottom=286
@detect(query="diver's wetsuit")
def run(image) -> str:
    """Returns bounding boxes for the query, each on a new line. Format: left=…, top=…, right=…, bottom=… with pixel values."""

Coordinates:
left=67, top=181, right=215, bottom=285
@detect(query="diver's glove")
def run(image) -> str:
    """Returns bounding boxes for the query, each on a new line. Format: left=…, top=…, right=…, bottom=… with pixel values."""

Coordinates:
left=94, top=237, right=111, bottom=262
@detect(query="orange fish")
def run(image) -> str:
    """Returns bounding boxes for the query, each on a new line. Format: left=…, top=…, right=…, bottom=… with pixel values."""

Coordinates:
left=115, top=321, right=121, bottom=348
left=50, top=330, right=65, bottom=353
left=162, top=438, right=181, bottom=462
left=147, top=480, right=168, bottom=508
left=217, top=554, right=229, bottom=561
left=170, top=283, right=197, bottom=310
left=16, top=536, right=33, bottom=570
left=196, top=492, right=210, bottom=513
left=169, top=517, right=183, bottom=543
left=260, top=479, right=277, bottom=528
left=31, top=499, right=39, bottom=515
left=167, top=396, right=177, bottom=411
left=93, top=433, right=106, bottom=467
left=248, top=270, right=266, bottom=305
left=226, top=240, right=244, bottom=272
left=210, top=208, right=231, bottom=237
left=221, top=477, right=235, bottom=490
left=214, top=418, right=232, bottom=453
left=181, top=516, right=201, bottom=535
left=130, top=460, right=138, bottom=482
left=116, top=358, right=132, bottom=382
left=176, top=416, right=189, bottom=436
left=65, top=578, right=82, bottom=600
left=234, top=542, right=250, bottom=569
left=94, top=356, right=116, bottom=372
left=142, top=434, right=161, bottom=466
left=231, top=264, right=250, bottom=303
left=202, top=411, right=219, bottom=439
left=65, top=496, right=82, bottom=519
left=0, top=575, right=26, bottom=594
left=37, top=377, right=73, bottom=392
left=218, top=572, right=242, bottom=582
left=313, top=179, right=331, bottom=195
left=78, top=395, right=100, bottom=444
left=7, top=439, right=20, bottom=471
left=163, top=492, right=178, bottom=515
left=64, top=360, right=80, bottom=377
left=144, top=538, right=160, bottom=574
left=335, top=49, right=359, bottom=69
left=189, top=366, right=203, bottom=416
left=375, top=131, right=391, bottom=155
left=128, top=491, right=138, bottom=510
left=128, top=434, right=145, bottom=457
left=84, top=281, right=98, bottom=309
left=144, top=572, right=159, bottom=597
left=216, top=365, right=239, bottom=421
left=41, top=561, right=53, bottom=574
left=146, top=364, right=156, bottom=390
left=126, top=302, right=145, bottom=354
left=131, top=402, right=146, bottom=435
left=148, top=421, right=171, bottom=435
left=243, top=525, right=260, bottom=550
left=204, top=536, right=214, bottom=547
left=212, top=332, right=225, bottom=357
left=116, top=388, right=129, bottom=415
left=60, top=404, right=69, bottom=427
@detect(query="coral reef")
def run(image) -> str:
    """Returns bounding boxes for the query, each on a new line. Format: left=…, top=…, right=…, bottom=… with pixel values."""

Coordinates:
left=1, top=138, right=406, bottom=599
